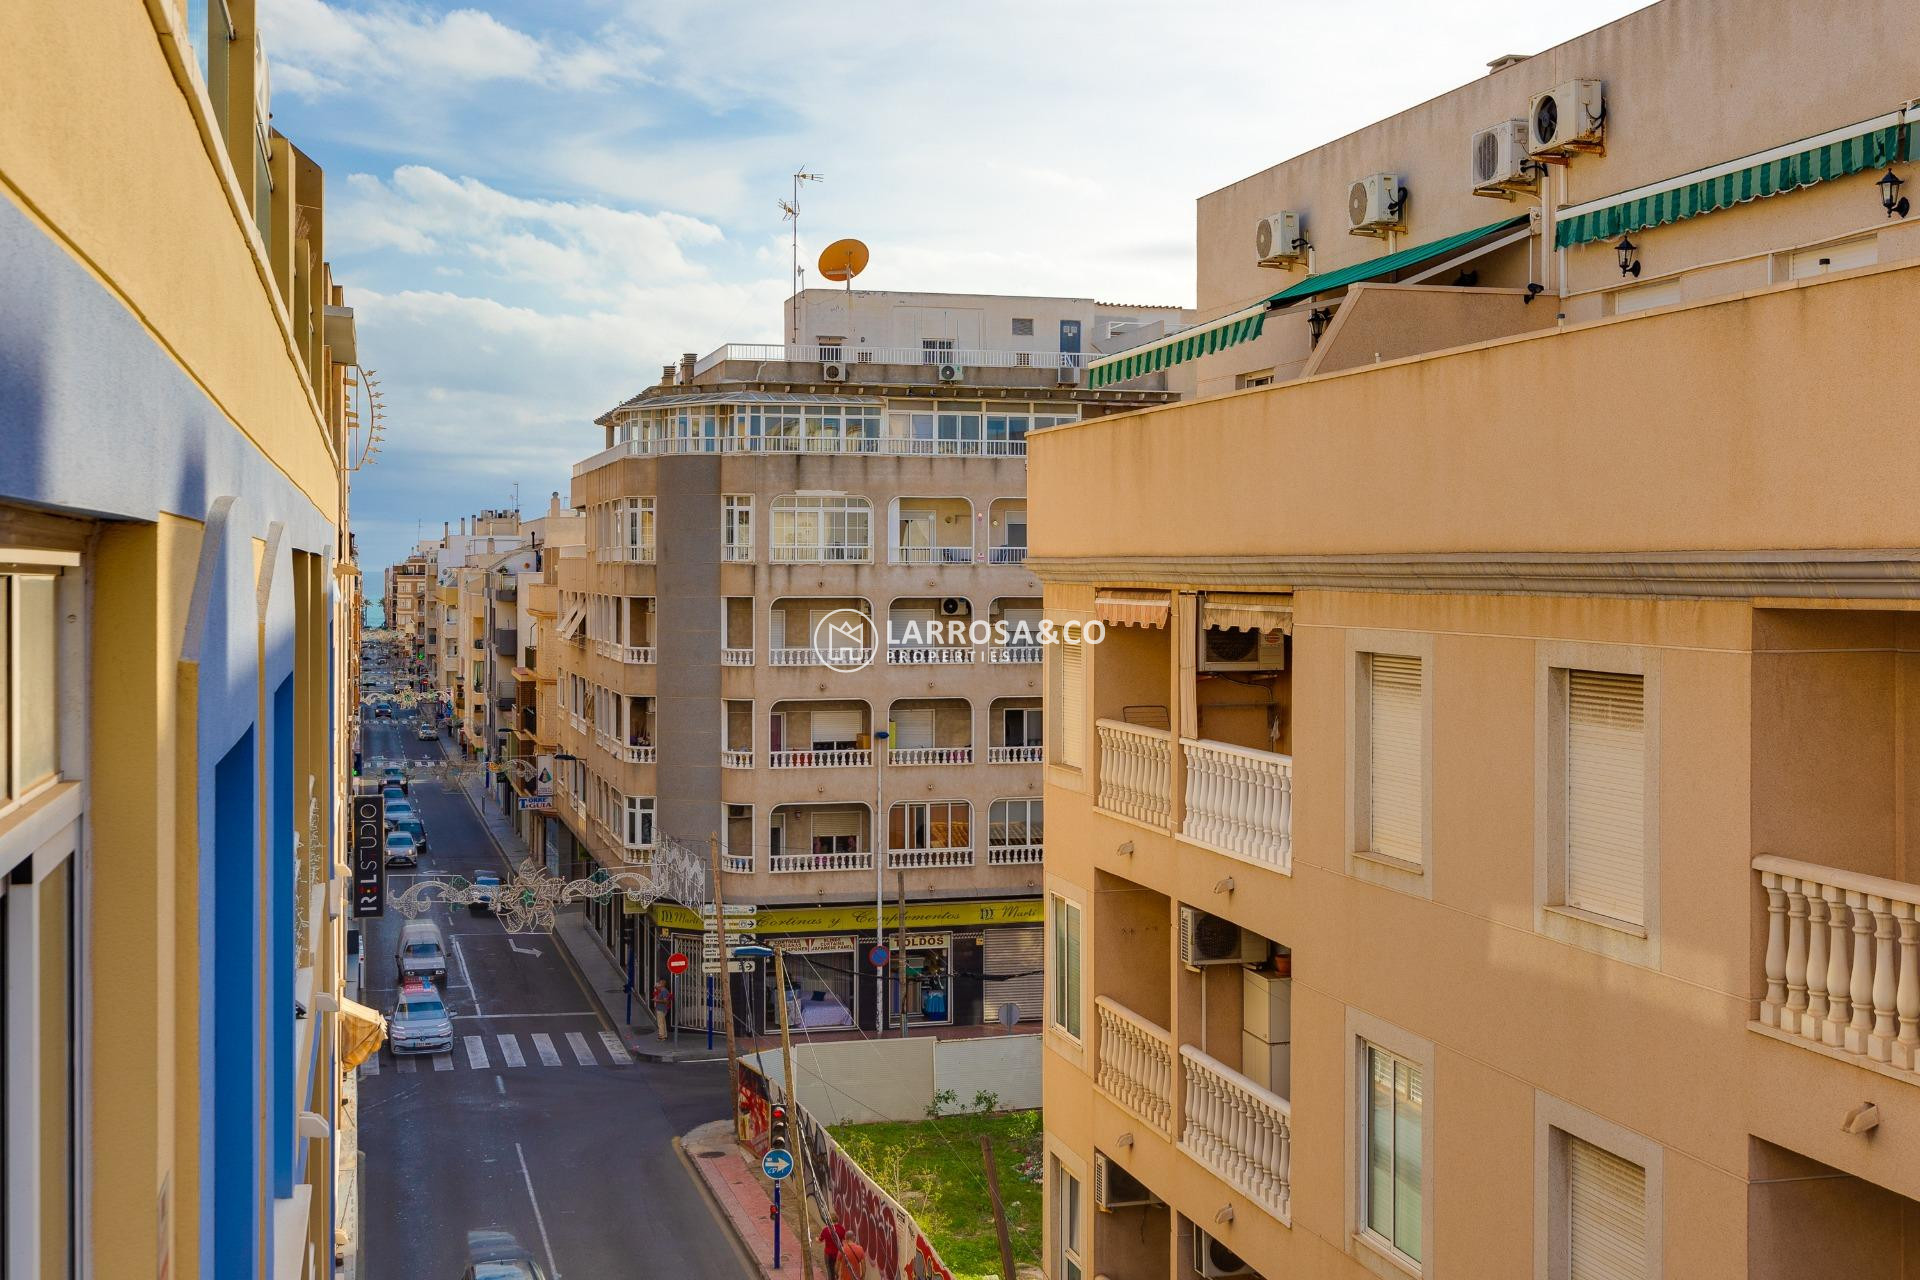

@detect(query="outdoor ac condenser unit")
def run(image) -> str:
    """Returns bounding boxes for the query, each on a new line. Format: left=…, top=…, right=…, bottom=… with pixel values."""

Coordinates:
left=1529, top=79, right=1606, bottom=157
left=1347, top=173, right=1406, bottom=235
left=822, top=361, right=849, bottom=381
left=1194, top=1230, right=1255, bottom=1279
left=937, top=361, right=964, bottom=382
left=1255, top=210, right=1304, bottom=266
left=1092, top=1153, right=1158, bottom=1211
left=1470, top=118, right=1533, bottom=193
left=1179, top=905, right=1267, bottom=969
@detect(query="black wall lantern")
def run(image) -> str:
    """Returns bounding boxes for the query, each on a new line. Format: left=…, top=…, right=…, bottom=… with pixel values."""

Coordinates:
left=1878, top=168, right=1909, bottom=219
left=1308, top=306, right=1334, bottom=346
left=1614, top=234, right=1642, bottom=278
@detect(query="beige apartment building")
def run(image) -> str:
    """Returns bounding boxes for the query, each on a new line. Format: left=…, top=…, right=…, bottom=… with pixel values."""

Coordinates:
left=553, top=291, right=1181, bottom=1034
left=1034, top=1, right=1920, bottom=1278
left=384, top=551, right=430, bottom=644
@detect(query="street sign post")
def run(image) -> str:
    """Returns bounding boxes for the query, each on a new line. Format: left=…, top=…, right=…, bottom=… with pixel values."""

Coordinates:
left=352, top=794, right=385, bottom=917
left=701, top=960, right=757, bottom=975
left=869, top=944, right=890, bottom=969
left=667, top=952, right=690, bottom=975
left=761, top=1148, right=794, bottom=1180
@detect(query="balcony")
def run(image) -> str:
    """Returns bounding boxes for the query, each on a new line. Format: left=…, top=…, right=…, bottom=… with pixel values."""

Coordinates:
left=1756, top=855, right=1920, bottom=1072
left=1180, top=739, right=1294, bottom=873
left=1097, top=719, right=1174, bottom=827
left=722, top=853, right=753, bottom=873
left=987, top=644, right=1042, bottom=664
left=988, top=745, right=1043, bottom=764
left=769, top=646, right=875, bottom=669
left=593, top=641, right=656, bottom=664
left=986, top=546, right=1027, bottom=565
left=1179, top=1045, right=1293, bottom=1222
left=887, top=847, right=974, bottom=869
left=770, top=542, right=870, bottom=565
left=769, top=748, right=872, bottom=769
left=721, top=647, right=753, bottom=666
left=1095, top=997, right=1174, bottom=1136
left=888, top=646, right=975, bottom=666
left=594, top=543, right=656, bottom=564
left=770, top=850, right=874, bottom=874
left=891, top=544, right=975, bottom=566
left=613, top=743, right=656, bottom=765
left=721, top=749, right=753, bottom=769
left=889, top=746, right=973, bottom=766
left=576, top=435, right=1031, bottom=475
left=987, top=843, right=1044, bottom=865
left=695, top=341, right=1088, bottom=375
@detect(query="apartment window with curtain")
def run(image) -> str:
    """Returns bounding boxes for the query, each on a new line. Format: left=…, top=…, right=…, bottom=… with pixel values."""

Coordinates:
left=1563, top=1136, right=1648, bottom=1280
left=1361, top=652, right=1423, bottom=864
left=623, top=795, right=655, bottom=849
left=889, top=800, right=970, bottom=854
left=1052, top=639, right=1085, bottom=768
left=1050, top=895, right=1081, bottom=1039
left=1, top=556, right=82, bottom=1279
left=1563, top=670, right=1646, bottom=927
left=1361, top=1042, right=1423, bottom=1266
left=722, top=495, right=753, bottom=562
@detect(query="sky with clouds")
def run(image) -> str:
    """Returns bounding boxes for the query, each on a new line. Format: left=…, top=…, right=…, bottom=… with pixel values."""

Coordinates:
left=260, top=0, right=1649, bottom=587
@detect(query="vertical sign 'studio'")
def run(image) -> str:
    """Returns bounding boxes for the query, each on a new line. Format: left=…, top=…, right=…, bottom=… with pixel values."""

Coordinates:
left=353, top=794, right=386, bottom=917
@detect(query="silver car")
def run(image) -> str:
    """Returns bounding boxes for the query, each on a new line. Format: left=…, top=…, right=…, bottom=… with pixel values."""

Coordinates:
left=388, top=981, right=453, bottom=1056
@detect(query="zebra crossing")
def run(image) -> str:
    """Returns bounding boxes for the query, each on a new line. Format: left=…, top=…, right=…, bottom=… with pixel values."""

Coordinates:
left=362, top=1027, right=635, bottom=1076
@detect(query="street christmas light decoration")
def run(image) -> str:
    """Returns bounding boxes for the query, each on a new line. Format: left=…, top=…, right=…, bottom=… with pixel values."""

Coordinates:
left=388, top=858, right=659, bottom=935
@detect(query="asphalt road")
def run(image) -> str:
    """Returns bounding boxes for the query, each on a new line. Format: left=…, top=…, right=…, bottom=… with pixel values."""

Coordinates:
left=355, top=700, right=750, bottom=1280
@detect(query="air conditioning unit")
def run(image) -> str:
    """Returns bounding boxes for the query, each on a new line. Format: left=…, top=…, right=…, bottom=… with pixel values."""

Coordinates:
left=1470, top=118, right=1534, bottom=195
left=1200, top=625, right=1286, bottom=672
left=1057, top=363, right=1082, bottom=385
left=939, top=597, right=966, bottom=616
left=1255, top=211, right=1304, bottom=266
left=1092, top=1153, right=1159, bottom=1211
left=1194, top=1230, right=1255, bottom=1279
left=1528, top=79, right=1606, bottom=158
left=937, top=361, right=964, bottom=382
left=1347, top=173, right=1406, bottom=236
left=822, top=361, right=849, bottom=382
left=1179, top=906, right=1268, bottom=969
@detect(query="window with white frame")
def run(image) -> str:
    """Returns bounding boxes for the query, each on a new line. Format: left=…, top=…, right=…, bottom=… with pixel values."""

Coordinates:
left=1, top=556, right=82, bottom=1277
left=1361, top=1041, right=1424, bottom=1265
left=1052, top=639, right=1085, bottom=768
left=921, top=338, right=955, bottom=365
left=1051, top=895, right=1081, bottom=1038
left=889, top=800, right=970, bottom=853
left=723, top=495, right=753, bottom=562
left=1052, top=1161, right=1083, bottom=1280
left=623, top=795, right=656, bottom=849
left=620, top=497, right=655, bottom=560
left=1002, top=705, right=1043, bottom=747
left=1562, top=670, right=1647, bottom=927
left=989, top=798, right=1042, bottom=850
left=1361, top=652, right=1423, bottom=865
left=770, top=495, right=871, bottom=562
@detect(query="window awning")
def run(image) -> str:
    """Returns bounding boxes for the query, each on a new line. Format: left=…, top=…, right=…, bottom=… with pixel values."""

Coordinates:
left=512, top=666, right=538, bottom=682
left=1554, top=113, right=1913, bottom=249
left=558, top=604, right=586, bottom=639
left=1201, top=592, right=1294, bottom=635
left=1265, top=215, right=1530, bottom=306
left=1095, top=589, right=1171, bottom=629
left=337, top=998, right=387, bottom=1070
left=1087, top=304, right=1269, bottom=389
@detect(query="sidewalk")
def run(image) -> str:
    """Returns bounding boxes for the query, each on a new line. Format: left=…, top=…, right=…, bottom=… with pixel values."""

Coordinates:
left=681, top=1120, right=832, bottom=1280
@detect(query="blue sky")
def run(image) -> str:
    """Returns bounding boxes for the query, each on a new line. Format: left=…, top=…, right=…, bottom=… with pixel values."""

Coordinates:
left=260, top=0, right=1649, bottom=587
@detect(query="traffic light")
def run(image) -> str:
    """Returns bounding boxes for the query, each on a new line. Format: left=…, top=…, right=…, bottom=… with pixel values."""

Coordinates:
left=769, top=1103, right=789, bottom=1153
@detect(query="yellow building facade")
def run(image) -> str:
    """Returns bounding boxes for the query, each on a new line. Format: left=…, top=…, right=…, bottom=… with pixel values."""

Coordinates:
left=0, top=3, right=365, bottom=1278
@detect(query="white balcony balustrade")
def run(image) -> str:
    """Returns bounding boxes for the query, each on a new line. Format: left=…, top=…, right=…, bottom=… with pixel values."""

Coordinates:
left=887, top=847, right=974, bottom=869
left=721, top=647, right=753, bottom=666
left=769, top=646, right=875, bottom=668
left=988, top=547, right=1028, bottom=565
left=768, top=748, right=872, bottom=769
left=721, top=750, right=754, bottom=769
left=1097, top=720, right=1173, bottom=828
left=770, top=850, right=875, bottom=873
left=1180, top=739, right=1293, bottom=873
left=770, top=543, right=871, bottom=565
left=887, top=646, right=975, bottom=665
left=1095, top=997, right=1174, bottom=1137
left=575, top=434, right=1030, bottom=475
left=889, top=746, right=973, bottom=766
left=614, top=743, right=656, bottom=765
left=1756, top=856, right=1920, bottom=1071
left=722, top=853, right=753, bottom=873
left=1179, top=1045, right=1293, bottom=1222
left=989, top=745, right=1043, bottom=764
left=987, top=843, right=1044, bottom=865
left=890, top=545, right=976, bottom=566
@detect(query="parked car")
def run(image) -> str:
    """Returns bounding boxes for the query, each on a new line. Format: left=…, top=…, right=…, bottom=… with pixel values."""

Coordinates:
left=388, top=980, right=453, bottom=1056
left=384, top=830, right=419, bottom=869
left=392, top=816, right=429, bottom=855
left=469, top=871, right=502, bottom=915
left=462, top=1230, right=547, bottom=1280
left=382, top=784, right=407, bottom=805
left=396, top=919, right=448, bottom=985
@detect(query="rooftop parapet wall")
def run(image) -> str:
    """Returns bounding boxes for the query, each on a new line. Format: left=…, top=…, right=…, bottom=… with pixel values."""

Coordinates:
left=1029, top=262, right=1920, bottom=570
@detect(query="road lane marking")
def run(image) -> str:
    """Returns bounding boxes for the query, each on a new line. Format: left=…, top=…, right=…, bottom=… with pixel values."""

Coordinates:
left=395, top=1056, right=417, bottom=1075
left=432, top=1053, right=454, bottom=1072
left=464, top=1036, right=490, bottom=1070
left=565, top=1031, right=596, bottom=1066
left=531, top=1033, right=562, bottom=1067
left=598, top=1031, right=632, bottom=1065
left=495, top=1075, right=506, bottom=1096
left=515, top=1142, right=561, bottom=1280
left=456, top=1011, right=595, bottom=1019
left=453, top=923, right=480, bottom=1017
left=497, top=1035, right=525, bottom=1067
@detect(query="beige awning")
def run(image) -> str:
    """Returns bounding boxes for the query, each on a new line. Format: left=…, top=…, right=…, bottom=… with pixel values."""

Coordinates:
left=1095, top=589, right=1171, bottom=629
left=1202, top=592, right=1294, bottom=634
left=338, top=997, right=387, bottom=1070
left=558, top=604, right=586, bottom=639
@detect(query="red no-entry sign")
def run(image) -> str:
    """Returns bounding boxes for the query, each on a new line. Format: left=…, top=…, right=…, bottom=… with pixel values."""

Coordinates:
left=666, top=952, right=690, bottom=975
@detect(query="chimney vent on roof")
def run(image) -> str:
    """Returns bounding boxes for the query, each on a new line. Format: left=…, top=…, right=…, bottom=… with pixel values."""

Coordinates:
left=662, top=364, right=676, bottom=387
left=1486, top=53, right=1528, bottom=73
left=679, top=352, right=697, bottom=385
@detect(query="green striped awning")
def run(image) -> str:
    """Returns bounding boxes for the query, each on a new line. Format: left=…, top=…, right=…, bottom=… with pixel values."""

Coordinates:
left=1555, top=121, right=1910, bottom=249
left=1086, top=305, right=1267, bottom=389
left=1265, top=215, right=1529, bottom=306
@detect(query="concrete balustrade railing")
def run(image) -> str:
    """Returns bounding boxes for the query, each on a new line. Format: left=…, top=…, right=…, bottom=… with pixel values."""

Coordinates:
left=1180, top=739, right=1293, bottom=873
left=1757, top=855, right=1920, bottom=1071
left=721, top=647, right=753, bottom=666
left=988, top=843, right=1044, bottom=864
left=887, top=847, right=974, bottom=869
left=720, top=750, right=753, bottom=769
left=769, top=851, right=874, bottom=874
left=1179, top=1044, right=1293, bottom=1222
left=769, top=749, right=872, bottom=769
left=1095, top=996, right=1173, bottom=1136
left=615, top=743, right=656, bottom=764
left=890, top=746, right=973, bottom=766
left=988, top=745, right=1043, bottom=764
left=1097, top=720, right=1173, bottom=827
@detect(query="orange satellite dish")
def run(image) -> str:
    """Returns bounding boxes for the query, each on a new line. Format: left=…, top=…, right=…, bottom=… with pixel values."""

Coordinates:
left=818, top=238, right=870, bottom=283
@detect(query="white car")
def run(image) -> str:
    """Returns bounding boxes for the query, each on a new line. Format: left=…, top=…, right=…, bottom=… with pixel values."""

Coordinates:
left=384, top=830, right=419, bottom=868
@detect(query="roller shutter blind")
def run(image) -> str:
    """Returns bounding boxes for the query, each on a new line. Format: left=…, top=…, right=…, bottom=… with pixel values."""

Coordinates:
left=1367, top=654, right=1423, bottom=863
left=1058, top=642, right=1086, bottom=767
left=810, top=709, right=862, bottom=745
left=987, top=924, right=1045, bottom=1023
left=893, top=708, right=935, bottom=749
left=1568, top=1137, right=1647, bottom=1280
left=1566, top=671, right=1646, bottom=926
left=812, top=810, right=860, bottom=840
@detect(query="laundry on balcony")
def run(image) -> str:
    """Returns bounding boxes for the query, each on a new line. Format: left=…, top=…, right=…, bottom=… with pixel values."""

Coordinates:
left=1200, top=592, right=1293, bottom=635
left=1095, top=588, right=1170, bottom=629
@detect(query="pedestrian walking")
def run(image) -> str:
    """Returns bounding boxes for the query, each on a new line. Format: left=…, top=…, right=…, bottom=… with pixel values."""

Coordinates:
left=837, top=1237, right=866, bottom=1280
left=650, top=977, right=673, bottom=1040
left=819, top=1213, right=847, bottom=1276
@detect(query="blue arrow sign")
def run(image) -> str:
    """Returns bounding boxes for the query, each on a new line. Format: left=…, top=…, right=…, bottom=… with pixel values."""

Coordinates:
left=762, top=1149, right=795, bottom=1181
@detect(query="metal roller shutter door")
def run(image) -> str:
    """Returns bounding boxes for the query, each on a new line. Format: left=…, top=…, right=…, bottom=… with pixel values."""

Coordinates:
left=984, top=925, right=1044, bottom=1023
left=1568, top=1137, right=1647, bottom=1280
left=1566, top=670, right=1646, bottom=926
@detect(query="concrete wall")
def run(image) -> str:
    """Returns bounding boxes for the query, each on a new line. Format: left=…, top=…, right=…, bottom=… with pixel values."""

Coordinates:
left=748, top=1034, right=1041, bottom=1123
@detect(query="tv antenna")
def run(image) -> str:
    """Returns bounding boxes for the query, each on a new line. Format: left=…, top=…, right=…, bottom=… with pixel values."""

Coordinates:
left=779, top=167, right=824, bottom=342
